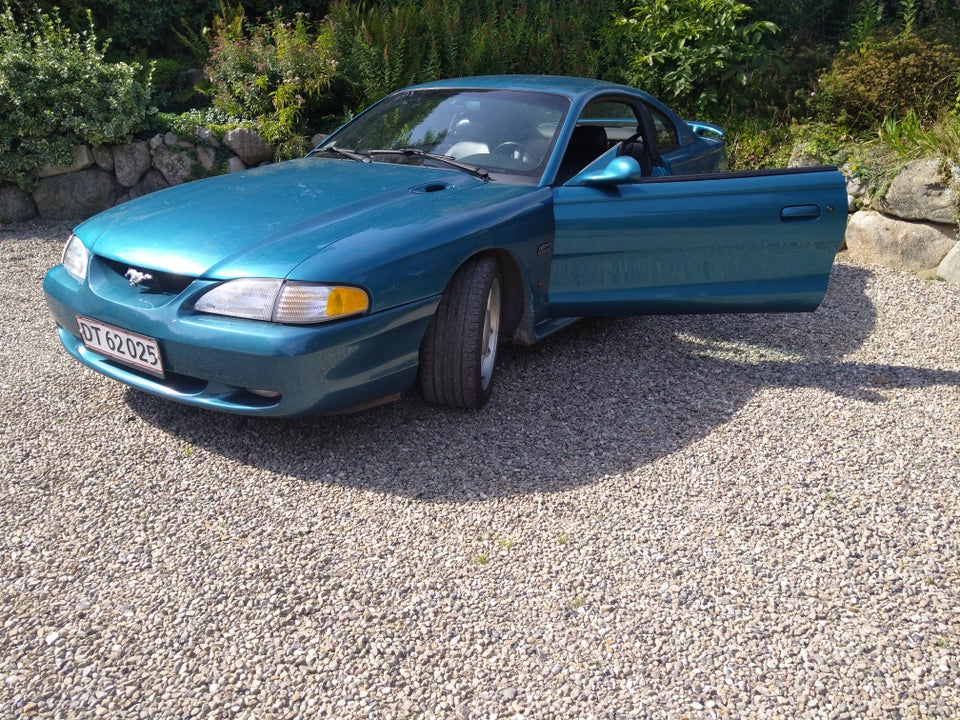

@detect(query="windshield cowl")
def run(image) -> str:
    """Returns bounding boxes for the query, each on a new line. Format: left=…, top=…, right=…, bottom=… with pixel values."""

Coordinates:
left=309, top=146, right=369, bottom=162
left=366, top=148, right=491, bottom=180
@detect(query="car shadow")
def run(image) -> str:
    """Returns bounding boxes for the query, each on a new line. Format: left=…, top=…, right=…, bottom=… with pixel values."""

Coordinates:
left=127, top=263, right=960, bottom=499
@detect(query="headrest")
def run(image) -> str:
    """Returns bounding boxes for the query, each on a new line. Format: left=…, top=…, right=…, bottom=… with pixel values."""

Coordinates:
left=570, top=125, right=608, bottom=152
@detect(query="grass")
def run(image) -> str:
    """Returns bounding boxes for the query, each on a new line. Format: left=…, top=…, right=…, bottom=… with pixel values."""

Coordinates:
left=723, top=117, right=794, bottom=171
left=727, top=106, right=960, bottom=212
left=880, top=110, right=960, bottom=160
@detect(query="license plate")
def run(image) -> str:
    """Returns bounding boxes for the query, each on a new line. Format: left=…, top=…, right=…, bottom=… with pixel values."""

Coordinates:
left=76, top=316, right=164, bottom=378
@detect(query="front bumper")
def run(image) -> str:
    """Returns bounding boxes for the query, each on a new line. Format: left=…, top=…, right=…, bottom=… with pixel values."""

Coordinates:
left=43, top=265, right=437, bottom=416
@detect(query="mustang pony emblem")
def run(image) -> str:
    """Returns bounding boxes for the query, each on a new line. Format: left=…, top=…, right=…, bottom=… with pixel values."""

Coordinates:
left=124, top=268, right=153, bottom=287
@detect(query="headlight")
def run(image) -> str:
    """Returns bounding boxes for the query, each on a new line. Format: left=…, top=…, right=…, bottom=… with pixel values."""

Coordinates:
left=62, top=234, right=89, bottom=283
left=195, top=279, right=370, bottom=324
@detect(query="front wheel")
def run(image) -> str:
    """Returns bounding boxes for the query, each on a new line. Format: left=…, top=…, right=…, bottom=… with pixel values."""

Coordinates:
left=419, top=256, right=502, bottom=409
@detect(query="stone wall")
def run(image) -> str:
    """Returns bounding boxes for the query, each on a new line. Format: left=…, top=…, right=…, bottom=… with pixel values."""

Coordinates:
left=843, top=157, right=959, bottom=283
left=0, top=127, right=279, bottom=223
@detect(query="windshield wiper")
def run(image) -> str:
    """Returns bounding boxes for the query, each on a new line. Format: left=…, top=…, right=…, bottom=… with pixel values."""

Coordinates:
left=367, top=148, right=490, bottom=180
left=309, top=146, right=369, bottom=162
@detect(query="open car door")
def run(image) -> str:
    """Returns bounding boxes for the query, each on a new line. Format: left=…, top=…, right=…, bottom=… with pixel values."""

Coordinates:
left=548, top=158, right=848, bottom=316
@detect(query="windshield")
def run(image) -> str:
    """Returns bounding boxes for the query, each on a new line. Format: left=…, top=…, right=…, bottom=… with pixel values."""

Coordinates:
left=317, top=88, right=570, bottom=182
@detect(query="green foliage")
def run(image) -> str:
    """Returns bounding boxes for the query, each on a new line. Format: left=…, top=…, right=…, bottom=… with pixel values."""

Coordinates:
left=330, top=0, right=616, bottom=110
left=845, top=0, right=960, bottom=49
left=153, top=108, right=251, bottom=140
left=149, top=57, right=208, bottom=112
left=846, top=0, right=884, bottom=51
left=4, top=0, right=220, bottom=59
left=0, top=6, right=153, bottom=186
left=899, top=0, right=919, bottom=36
left=747, top=0, right=852, bottom=45
left=617, top=0, right=780, bottom=117
left=202, top=4, right=337, bottom=151
left=722, top=117, right=792, bottom=170
left=814, top=33, right=960, bottom=130
left=783, top=120, right=903, bottom=201
left=879, top=110, right=960, bottom=159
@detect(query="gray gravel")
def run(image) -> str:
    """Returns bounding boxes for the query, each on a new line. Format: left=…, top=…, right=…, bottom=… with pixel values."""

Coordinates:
left=1, top=220, right=959, bottom=719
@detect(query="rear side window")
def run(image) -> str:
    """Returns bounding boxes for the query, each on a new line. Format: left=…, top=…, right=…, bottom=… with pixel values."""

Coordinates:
left=578, top=100, right=641, bottom=142
left=647, top=105, right=680, bottom=153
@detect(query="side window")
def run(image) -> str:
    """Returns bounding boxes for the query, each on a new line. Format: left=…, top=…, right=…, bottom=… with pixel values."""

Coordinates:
left=556, top=98, right=640, bottom=184
left=577, top=100, right=641, bottom=141
left=646, top=105, right=680, bottom=153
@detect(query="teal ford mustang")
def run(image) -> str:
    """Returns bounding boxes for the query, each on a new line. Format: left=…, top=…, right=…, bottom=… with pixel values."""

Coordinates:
left=43, top=75, right=848, bottom=416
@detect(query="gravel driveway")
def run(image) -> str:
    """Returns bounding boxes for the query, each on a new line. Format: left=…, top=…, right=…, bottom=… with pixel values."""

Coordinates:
left=1, top=221, right=959, bottom=719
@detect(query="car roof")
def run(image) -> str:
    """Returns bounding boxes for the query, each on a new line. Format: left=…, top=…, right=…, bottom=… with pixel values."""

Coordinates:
left=405, top=74, right=649, bottom=102
left=396, top=74, right=705, bottom=154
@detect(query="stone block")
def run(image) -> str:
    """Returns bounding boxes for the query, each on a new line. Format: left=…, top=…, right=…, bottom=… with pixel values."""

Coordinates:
left=32, top=169, right=119, bottom=220
left=223, top=128, right=272, bottom=166
left=153, top=145, right=196, bottom=186
left=129, top=169, right=170, bottom=200
left=845, top=210, right=955, bottom=272
left=114, top=142, right=152, bottom=188
left=937, top=242, right=960, bottom=284
left=92, top=146, right=115, bottom=173
left=37, top=145, right=95, bottom=178
left=880, top=158, right=956, bottom=224
left=0, top=184, right=38, bottom=222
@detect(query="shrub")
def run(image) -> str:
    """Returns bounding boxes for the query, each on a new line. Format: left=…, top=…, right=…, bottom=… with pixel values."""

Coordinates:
left=202, top=4, right=337, bottom=153
left=813, top=33, right=960, bottom=129
left=0, top=6, right=152, bottom=186
left=616, top=0, right=780, bottom=117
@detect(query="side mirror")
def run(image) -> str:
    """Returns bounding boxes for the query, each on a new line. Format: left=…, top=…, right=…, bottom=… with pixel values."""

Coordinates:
left=579, top=156, right=643, bottom=185
left=686, top=121, right=726, bottom=138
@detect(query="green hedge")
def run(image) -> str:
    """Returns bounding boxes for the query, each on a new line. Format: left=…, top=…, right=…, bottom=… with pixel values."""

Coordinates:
left=0, top=8, right=153, bottom=186
left=615, top=0, right=779, bottom=117
left=3, top=0, right=219, bottom=59
left=813, top=33, right=960, bottom=129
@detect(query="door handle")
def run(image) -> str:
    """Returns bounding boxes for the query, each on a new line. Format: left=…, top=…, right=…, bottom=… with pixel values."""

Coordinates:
left=780, top=204, right=822, bottom=222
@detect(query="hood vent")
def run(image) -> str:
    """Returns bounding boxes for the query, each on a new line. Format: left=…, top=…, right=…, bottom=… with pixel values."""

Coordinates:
left=410, top=182, right=452, bottom=194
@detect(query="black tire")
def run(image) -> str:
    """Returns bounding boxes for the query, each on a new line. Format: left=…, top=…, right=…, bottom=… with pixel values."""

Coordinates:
left=419, top=256, right=502, bottom=409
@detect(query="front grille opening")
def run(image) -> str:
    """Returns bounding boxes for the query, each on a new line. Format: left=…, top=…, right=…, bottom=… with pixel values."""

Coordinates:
left=100, top=257, right=196, bottom=295
left=102, top=358, right=205, bottom=393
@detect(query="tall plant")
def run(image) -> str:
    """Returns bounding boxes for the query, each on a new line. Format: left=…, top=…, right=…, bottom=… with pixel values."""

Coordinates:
left=329, top=0, right=616, bottom=109
left=898, top=0, right=919, bottom=36
left=202, top=3, right=337, bottom=151
left=846, top=0, right=883, bottom=51
left=616, top=0, right=779, bottom=117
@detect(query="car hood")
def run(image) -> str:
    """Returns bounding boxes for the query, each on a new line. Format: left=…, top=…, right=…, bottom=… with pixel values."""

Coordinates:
left=76, top=158, right=509, bottom=279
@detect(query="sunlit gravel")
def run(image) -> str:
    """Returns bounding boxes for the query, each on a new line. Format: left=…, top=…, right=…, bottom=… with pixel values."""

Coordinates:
left=1, top=221, right=958, bottom=719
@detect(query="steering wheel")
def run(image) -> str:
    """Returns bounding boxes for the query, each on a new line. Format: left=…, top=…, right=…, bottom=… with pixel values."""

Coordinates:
left=492, top=142, right=532, bottom=164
